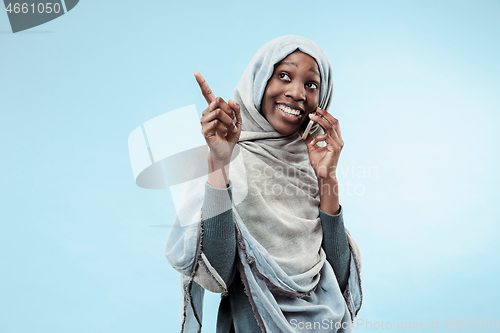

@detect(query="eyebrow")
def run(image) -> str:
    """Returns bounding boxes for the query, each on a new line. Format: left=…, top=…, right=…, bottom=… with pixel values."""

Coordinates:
left=278, top=61, right=320, bottom=77
left=280, top=61, right=297, bottom=68
left=309, top=68, right=320, bottom=76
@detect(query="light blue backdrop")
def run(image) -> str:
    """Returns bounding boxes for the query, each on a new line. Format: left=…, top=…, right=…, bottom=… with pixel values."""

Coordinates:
left=1, top=1, right=499, bottom=332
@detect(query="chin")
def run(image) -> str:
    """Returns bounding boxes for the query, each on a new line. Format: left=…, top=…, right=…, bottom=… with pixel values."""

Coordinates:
left=299, top=119, right=309, bottom=132
left=276, top=126, right=300, bottom=136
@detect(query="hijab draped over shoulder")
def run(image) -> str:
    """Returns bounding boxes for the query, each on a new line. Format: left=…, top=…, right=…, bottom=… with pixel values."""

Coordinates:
left=164, top=35, right=362, bottom=333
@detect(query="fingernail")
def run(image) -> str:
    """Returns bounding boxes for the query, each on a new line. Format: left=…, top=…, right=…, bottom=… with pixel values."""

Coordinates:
left=233, top=123, right=237, bottom=132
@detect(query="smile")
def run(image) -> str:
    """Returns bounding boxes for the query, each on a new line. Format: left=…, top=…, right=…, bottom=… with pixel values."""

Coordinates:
left=277, top=104, right=302, bottom=117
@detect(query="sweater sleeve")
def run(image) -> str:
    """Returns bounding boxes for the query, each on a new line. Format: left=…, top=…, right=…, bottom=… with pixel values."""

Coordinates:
left=319, top=205, right=351, bottom=293
left=201, top=181, right=237, bottom=288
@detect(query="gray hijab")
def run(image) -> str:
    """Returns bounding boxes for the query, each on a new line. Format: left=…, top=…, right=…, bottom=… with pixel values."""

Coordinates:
left=164, top=35, right=362, bottom=333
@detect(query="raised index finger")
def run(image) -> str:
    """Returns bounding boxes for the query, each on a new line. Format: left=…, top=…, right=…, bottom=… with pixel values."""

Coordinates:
left=194, top=71, right=216, bottom=104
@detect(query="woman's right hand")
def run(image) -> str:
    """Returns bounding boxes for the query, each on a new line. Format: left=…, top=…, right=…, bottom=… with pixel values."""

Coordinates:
left=194, top=71, right=242, bottom=162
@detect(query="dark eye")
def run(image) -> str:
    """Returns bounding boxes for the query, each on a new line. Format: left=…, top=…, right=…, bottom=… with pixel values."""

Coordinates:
left=278, top=73, right=291, bottom=81
left=306, top=82, right=318, bottom=89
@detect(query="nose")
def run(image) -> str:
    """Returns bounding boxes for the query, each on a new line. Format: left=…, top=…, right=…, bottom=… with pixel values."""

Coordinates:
left=285, top=82, right=305, bottom=101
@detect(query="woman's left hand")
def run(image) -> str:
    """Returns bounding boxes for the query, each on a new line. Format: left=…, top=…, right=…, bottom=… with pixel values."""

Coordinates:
left=300, top=107, right=344, bottom=180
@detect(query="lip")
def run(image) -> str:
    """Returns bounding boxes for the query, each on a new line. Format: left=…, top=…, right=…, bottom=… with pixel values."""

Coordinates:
left=276, top=103, right=304, bottom=123
left=276, top=102, right=304, bottom=114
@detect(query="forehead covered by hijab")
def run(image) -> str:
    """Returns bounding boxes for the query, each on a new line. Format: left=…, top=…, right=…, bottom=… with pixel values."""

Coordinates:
left=248, top=35, right=334, bottom=112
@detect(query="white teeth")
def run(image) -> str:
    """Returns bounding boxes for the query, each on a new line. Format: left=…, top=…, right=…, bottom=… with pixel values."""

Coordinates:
left=278, top=104, right=301, bottom=117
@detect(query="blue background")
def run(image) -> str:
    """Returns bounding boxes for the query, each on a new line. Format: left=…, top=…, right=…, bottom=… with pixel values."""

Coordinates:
left=1, top=0, right=499, bottom=332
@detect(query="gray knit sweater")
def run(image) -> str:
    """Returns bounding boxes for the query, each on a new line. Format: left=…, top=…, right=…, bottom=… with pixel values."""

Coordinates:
left=201, top=182, right=351, bottom=333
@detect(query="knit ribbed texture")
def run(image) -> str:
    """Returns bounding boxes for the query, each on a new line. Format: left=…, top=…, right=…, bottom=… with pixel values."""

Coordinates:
left=202, top=181, right=264, bottom=332
left=202, top=181, right=237, bottom=287
left=319, top=205, right=351, bottom=292
left=201, top=180, right=234, bottom=222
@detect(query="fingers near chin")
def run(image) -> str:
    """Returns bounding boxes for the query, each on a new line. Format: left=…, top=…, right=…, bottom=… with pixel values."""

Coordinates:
left=314, top=114, right=333, bottom=132
left=318, top=108, right=339, bottom=128
left=315, top=114, right=338, bottom=138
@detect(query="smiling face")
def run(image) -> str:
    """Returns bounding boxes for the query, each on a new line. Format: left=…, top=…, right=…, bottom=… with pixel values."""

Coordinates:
left=260, top=50, right=321, bottom=135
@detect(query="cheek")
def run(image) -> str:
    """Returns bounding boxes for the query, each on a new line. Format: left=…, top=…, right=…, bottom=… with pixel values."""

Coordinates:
left=314, top=91, right=320, bottom=105
left=265, top=80, right=282, bottom=99
left=307, top=94, right=320, bottom=109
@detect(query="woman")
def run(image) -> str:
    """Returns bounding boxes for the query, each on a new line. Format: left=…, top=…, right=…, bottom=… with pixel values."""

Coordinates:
left=165, top=35, right=362, bottom=333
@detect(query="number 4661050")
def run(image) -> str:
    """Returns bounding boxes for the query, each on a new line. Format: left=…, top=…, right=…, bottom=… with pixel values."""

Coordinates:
left=444, top=319, right=498, bottom=330
left=5, top=3, right=62, bottom=14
